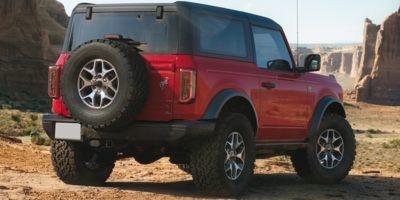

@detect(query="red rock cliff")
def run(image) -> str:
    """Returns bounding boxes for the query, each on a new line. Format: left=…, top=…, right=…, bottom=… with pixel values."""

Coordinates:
left=0, top=0, right=68, bottom=110
left=356, top=9, right=400, bottom=102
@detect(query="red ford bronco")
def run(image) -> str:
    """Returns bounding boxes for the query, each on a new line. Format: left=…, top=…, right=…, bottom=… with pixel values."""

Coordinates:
left=43, top=1, right=356, bottom=196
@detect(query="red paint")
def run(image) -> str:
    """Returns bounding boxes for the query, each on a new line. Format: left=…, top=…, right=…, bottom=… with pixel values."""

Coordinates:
left=51, top=53, right=342, bottom=143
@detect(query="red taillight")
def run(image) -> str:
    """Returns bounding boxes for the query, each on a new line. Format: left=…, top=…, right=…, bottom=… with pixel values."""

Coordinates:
left=48, top=66, right=60, bottom=98
left=179, top=69, right=196, bottom=103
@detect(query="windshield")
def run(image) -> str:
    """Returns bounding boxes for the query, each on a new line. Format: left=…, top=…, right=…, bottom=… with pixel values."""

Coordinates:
left=64, top=12, right=178, bottom=54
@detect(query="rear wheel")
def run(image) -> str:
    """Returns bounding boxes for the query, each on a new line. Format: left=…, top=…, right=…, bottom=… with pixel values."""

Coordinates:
left=291, top=114, right=356, bottom=183
left=190, top=113, right=255, bottom=196
left=51, top=140, right=116, bottom=185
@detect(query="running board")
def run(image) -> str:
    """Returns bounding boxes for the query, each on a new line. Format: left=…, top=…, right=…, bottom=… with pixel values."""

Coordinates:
left=255, top=142, right=307, bottom=158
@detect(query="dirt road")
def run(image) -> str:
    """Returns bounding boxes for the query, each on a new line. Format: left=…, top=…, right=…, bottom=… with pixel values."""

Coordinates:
left=0, top=101, right=400, bottom=199
left=0, top=134, right=399, bottom=200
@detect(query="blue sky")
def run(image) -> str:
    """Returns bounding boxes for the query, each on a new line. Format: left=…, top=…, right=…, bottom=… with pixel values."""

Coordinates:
left=57, top=0, right=399, bottom=44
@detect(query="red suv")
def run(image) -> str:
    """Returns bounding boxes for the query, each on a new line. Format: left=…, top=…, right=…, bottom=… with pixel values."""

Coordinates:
left=43, top=2, right=356, bottom=196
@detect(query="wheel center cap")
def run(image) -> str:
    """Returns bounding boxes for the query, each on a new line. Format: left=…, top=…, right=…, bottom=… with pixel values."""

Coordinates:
left=92, top=80, right=103, bottom=87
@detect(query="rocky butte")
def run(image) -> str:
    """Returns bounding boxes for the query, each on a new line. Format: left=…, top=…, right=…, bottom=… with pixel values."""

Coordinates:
left=0, top=0, right=68, bottom=110
left=356, top=8, right=400, bottom=103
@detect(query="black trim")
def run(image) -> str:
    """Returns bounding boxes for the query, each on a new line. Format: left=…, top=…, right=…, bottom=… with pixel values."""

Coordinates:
left=308, top=96, right=345, bottom=138
left=42, top=115, right=215, bottom=143
left=256, top=142, right=307, bottom=158
left=202, top=90, right=258, bottom=126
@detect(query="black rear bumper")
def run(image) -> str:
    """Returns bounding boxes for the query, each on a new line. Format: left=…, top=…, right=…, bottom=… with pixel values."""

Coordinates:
left=42, top=114, right=215, bottom=143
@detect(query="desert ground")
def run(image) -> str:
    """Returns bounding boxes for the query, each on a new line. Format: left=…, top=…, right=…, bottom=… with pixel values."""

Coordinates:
left=0, top=101, right=399, bottom=200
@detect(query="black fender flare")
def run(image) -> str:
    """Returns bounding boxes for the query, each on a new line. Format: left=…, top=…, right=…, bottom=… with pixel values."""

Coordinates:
left=202, top=89, right=259, bottom=127
left=308, top=96, right=346, bottom=138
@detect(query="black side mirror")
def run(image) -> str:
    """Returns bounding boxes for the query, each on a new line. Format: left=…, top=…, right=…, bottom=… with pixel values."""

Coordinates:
left=267, top=59, right=291, bottom=71
left=303, top=54, right=321, bottom=72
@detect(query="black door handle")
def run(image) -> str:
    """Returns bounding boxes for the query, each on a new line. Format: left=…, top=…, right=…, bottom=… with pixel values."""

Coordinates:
left=261, top=82, right=276, bottom=89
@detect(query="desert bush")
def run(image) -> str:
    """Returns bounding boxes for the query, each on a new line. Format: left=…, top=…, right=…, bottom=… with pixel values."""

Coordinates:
left=30, top=131, right=51, bottom=146
left=0, top=109, right=44, bottom=137
left=29, top=114, right=38, bottom=121
left=366, top=134, right=373, bottom=138
left=11, top=113, right=21, bottom=122
left=1, top=104, right=12, bottom=110
left=382, top=139, right=400, bottom=149
left=367, top=129, right=384, bottom=134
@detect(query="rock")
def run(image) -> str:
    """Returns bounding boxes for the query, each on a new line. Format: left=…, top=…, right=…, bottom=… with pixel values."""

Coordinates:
left=355, top=75, right=371, bottom=101
left=356, top=10, right=400, bottom=102
left=320, top=52, right=342, bottom=74
left=357, top=18, right=380, bottom=81
left=0, top=133, right=23, bottom=143
left=369, top=12, right=400, bottom=101
left=339, top=53, right=353, bottom=75
left=0, top=0, right=68, bottom=109
left=350, top=47, right=362, bottom=77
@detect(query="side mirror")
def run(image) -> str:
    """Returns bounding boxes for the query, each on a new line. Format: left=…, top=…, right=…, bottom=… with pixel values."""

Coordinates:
left=267, top=59, right=291, bottom=71
left=303, top=54, right=321, bottom=72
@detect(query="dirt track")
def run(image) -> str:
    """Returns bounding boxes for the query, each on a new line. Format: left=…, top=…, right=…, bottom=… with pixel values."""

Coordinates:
left=0, top=136, right=399, bottom=200
left=1, top=102, right=400, bottom=199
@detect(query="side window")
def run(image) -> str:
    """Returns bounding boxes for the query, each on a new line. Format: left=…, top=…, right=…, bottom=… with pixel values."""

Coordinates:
left=194, top=13, right=247, bottom=58
left=252, top=26, right=293, bottom=71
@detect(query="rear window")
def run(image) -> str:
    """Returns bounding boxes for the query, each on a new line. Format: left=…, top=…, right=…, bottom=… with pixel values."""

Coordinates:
left=66, top=12, right=178, bottom=54
left=193, top=12, right=247, bottom=58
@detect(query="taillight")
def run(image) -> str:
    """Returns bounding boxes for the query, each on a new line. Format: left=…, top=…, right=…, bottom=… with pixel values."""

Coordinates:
left=179, top=69, right=196, bottom=103
left=48, top=66, right=60, bottom=98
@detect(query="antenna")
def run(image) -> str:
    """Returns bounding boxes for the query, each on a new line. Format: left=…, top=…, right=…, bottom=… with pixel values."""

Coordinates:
left=296, top=0, right=299, bottom=67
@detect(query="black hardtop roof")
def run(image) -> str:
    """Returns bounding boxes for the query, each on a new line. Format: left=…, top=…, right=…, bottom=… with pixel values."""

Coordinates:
left=73, top=1, right=282, bottom=31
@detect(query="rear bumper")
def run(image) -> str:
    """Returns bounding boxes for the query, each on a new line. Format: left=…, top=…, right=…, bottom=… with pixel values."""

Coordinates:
left=42, top=114, right=215, bottom=143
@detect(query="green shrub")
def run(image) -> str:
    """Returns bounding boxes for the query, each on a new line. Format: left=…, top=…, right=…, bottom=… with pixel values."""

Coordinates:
left=367, top=129, right=384, bottom=134
left=11, top=113, right=21, bottom=122
left=43, top=138, right=52, bottom=146
left=29, top=114, right=38, bottom=121
left=382, top=139, right=400, bottom=149
left=1, top=104, right=12, bottom=109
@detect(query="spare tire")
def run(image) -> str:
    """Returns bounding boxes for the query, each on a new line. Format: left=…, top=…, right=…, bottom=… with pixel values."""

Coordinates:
left=61, top=39, right=149, bottom=129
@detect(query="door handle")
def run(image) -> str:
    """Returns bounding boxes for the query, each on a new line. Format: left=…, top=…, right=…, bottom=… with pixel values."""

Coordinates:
left=261, top=82, right=276, bottom=89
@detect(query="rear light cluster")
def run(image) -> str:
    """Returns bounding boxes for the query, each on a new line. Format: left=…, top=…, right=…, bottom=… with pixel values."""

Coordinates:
left=48, top=66, right=60, bottom=98
left=179, top=69, right=196, bottom=103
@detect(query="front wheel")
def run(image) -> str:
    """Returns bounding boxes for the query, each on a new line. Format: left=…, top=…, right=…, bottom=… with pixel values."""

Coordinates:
left=190, top=113, right=256, bottom=196
left=291, top=114, right=356, bottom=183
left=51, top=140, right=116, bottom=185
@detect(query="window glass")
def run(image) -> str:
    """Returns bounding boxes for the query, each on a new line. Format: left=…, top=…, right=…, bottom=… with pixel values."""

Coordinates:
left=252, top=26, right=293, bottom=70
left=69, top=12, right=178, bottom=53
left=194, top=13, right=247, bottom=57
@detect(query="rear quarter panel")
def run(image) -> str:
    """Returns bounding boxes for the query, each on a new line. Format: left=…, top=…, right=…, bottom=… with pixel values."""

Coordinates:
left=172, top=55, right=260, bottom=121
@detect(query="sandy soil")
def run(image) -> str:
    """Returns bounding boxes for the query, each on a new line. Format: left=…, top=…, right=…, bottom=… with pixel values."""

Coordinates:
left=345, top=102, right=400, bottom=133
left=0, top=102, right=399, bottom=200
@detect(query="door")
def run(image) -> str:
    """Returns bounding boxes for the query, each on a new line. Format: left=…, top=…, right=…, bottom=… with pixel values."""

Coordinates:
left=252, top=26, right=310, bottom=142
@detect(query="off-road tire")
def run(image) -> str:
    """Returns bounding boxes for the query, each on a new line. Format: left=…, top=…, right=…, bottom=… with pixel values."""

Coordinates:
left=61, top=39, right=149, bottom=130
left=190, top=113, right=255, bottom=196
left=51, top=140, right=116, bottom=185
left=291, top=114, right=356, bottom=183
